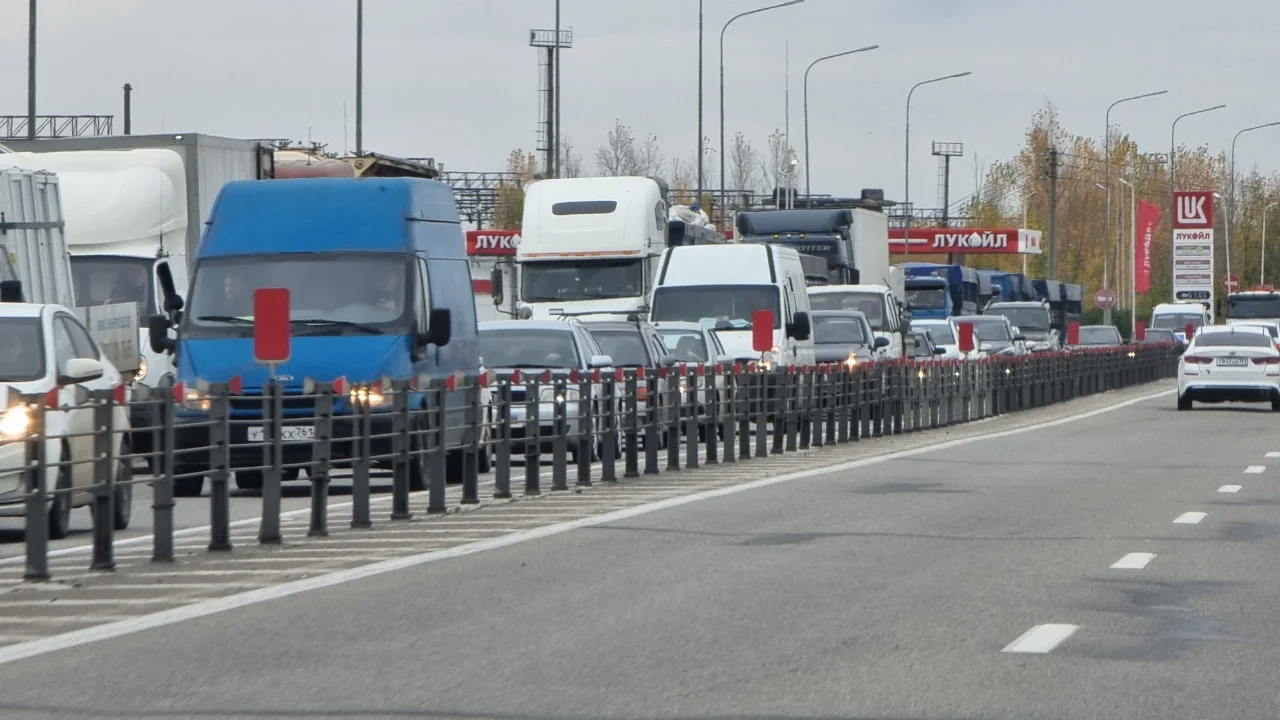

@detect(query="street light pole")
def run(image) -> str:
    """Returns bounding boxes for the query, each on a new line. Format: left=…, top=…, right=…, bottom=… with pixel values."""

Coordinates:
left=1118, top=175, right=1136, bottom=335
left=355, top=0, right=363, bottom=155
left=697, top=0, right=704, bottom=194
left=1263, top=201, right=1279, bottom=286
left=802, top=45, right=878, bottom=206
left=904, top=71, right=972, bottom=260
left=1104, top=90, right=1167, bottom=324
left=719, top=0, right=805, bottom=203
left=1170, top=104, right=1226, bottom=195
left=27, top=0, right=36, bottom=140
left=1227, top=121, right=1280, bottom=283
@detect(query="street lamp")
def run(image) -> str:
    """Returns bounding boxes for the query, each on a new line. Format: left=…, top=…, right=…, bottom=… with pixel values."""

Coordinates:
left=1118, top=174, right=1136, bottom=336
left=27, top=0, right=36, bottom=140
left=719, top=0, right=806, bottom=201
left=1170, top=104, right=1226, bottom=194
left=803, top=44, right=879, bottom=205
left=1262, top=201, right=1279, bottom=285
left=903, top=71, right=972, bottom=259
left=355, top=0, right=363, bottom=155
left=1104, top=90, right=1167, bottom=323
left=1227, top=121, right=1280, bottom=282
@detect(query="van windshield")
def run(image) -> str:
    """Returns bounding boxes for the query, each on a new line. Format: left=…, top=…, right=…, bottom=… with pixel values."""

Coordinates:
left=521, top=259, right=644, bottom=303
left=650, top=285, right=781, bottom=330
left=809, top=292, right=886, bottom=329
left=184, top=254, right=412, bottom=336
left=986, top=306, right=1051, bottom=332
left=1151, top=313, right=1205, bottom=329
left=70, top=256, right=154, bottom=322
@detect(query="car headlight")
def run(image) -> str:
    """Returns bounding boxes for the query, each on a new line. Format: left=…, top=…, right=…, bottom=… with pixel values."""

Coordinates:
left=348, top=384, right=386, bottom=408
left=136, top=356, right=148, bottom=380
left=0, top=404, right=31, bottom=440
left=844, top=353, right=859, bottom=369
left=539, top=386, right=579, bottom=404
left=182, top=387, right=211, bottom=412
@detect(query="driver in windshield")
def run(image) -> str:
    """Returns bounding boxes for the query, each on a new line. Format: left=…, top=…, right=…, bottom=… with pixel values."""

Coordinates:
left=371, top=266, right=402, bottom=314
left=222, top=273, right=250, bottom=317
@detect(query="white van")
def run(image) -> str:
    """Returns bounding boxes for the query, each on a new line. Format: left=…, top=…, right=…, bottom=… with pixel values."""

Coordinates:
left=649, top=243, right=815, bottom=368
left=1150, top=302, right=1211, bottom=343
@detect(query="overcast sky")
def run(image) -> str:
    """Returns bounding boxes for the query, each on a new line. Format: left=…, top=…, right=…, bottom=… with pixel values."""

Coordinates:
left=4, top=0, right=1278, bottom=210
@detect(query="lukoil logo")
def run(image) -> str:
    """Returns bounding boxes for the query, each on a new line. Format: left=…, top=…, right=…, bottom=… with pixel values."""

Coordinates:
left=1176, top=195, right=1207, bottom=225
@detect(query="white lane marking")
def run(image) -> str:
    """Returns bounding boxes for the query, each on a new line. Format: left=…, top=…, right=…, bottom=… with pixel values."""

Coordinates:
left=0, top=615, right=134, bottom=624
left=1110, top=552, right=1156, bottom=570
left=1219, top=485, right=1243, bottom=494
left=0, top=386, right=1175, bottom=667
left=1173, top=512, right=1207, bottom=524
left=1001, top=624, right=1079, bottom=654
left=1267, top=451, right=1280, bottom=458
left=0, top=598, right=184, bottom=608
left=1244, top=465, right=1266, bottom=474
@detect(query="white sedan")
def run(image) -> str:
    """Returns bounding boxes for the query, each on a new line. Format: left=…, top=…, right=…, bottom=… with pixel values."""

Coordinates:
left=910, top=319, right=962, bottom=360
left=1177, top=325, right=1280, bottom=411
left=0, top=302, right=133, bottom=538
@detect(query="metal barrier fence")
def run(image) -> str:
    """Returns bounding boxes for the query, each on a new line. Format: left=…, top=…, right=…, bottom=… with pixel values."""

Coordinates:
left=8, top=345, right=1182, bottom=582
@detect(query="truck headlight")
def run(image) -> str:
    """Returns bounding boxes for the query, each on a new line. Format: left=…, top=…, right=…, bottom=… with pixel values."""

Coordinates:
left=539, top=386, right=579, bottom=404
left=348, top=385, right=386, bottom=408
left=182, top=387, right=211, bottom=412
left=0, top=404, right=31, bottom=440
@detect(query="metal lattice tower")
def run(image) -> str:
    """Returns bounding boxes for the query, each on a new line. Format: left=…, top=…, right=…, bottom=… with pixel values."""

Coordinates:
left=529, top=27, right=572, bottom=177
left=931, top=142, right=964, bottom=227
left=0, top=114, right=113, bottom=141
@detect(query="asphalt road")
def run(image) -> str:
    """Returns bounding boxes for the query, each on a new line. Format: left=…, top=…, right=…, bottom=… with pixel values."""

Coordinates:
left=4, top=392, right=1280, bottom=719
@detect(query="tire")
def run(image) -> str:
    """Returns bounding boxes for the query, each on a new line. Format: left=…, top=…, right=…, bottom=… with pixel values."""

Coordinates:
left=48, top=445, right=73, bottom=540
left=1271, top=398, right=1280, bottom=412
left=235, top=470, right=264, bottom=491
left=113, top=441, right=133, bottom=531
left=173, top=476, right=204, bottom=497
left=407, top=424, right=428, bottom=492
left=477, top=446, right=492, bottom=474
left=1177, top=394, right=1193, bottom=411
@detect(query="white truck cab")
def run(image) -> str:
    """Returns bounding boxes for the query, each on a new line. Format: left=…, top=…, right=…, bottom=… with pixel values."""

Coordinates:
left=649, top=243, right=815, bottom=368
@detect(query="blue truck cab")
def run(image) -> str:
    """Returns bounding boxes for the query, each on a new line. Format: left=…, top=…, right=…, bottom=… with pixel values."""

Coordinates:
left=902, top=262, right=979, bottom=316
left=148, top=177, right=478, bottom=496
left=904, top=275, right=952, bottom=319
left=1032, top=279, right=1065, bottom=331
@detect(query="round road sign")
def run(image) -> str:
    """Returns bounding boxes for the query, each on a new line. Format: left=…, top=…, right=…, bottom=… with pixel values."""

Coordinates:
left=1095, top=288, right=1116, bottom=310
left=1225, top=274, right=1240, bottom=291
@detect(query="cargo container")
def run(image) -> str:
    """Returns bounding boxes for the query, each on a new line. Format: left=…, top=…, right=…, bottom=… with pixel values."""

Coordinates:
left=0, top=167, right=73, bottom=308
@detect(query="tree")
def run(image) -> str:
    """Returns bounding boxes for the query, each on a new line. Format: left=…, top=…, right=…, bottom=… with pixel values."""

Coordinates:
left=728, top=131, right=760, bottom=194
left=558, top=136, right=584, bottom=179
left=595, top=119, right=638, bottom=176
left=667, top=157, right=696, bottom=204
left=760, top=129, right=799, bottom=201
left=492, top=149, right=539, bottom=230
left=633, top=133, right=665, bottom=177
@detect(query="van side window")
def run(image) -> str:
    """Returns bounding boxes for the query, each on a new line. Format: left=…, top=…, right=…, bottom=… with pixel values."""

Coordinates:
left=415, top=257, right=431, bottom=321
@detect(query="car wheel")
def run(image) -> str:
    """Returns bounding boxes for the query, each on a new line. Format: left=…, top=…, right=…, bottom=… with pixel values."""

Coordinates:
left=1271, top=398, right=1280, bottom=412
left=407, top=421, right=428, bottom=491
left=113, top=441, right=133, bottom=531
left=235, top=470, right=264, bottom=491
left=173, top=476, right=204, bottom=497
left=48, top=444, right=73, bottom=540
left=1177, top=394, right=1193, bottom=411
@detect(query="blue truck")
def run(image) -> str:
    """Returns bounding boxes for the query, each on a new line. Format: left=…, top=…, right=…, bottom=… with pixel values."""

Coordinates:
left=904, top=275, right=952, bottom=319
left=901, top=262, right=979, bottom=316
left=147, top=177, right=479, bottom=496
left=977, top=270, right=1036, bottom=308
left=1033, top=279, right=1065, bottom=331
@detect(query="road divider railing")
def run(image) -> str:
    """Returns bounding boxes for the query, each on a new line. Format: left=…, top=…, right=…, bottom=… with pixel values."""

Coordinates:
left=8, top=344, right=1182, bottom=582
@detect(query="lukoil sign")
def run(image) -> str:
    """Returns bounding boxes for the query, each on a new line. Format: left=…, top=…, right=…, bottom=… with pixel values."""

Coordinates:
left=465, top=230, right=520, bottom=256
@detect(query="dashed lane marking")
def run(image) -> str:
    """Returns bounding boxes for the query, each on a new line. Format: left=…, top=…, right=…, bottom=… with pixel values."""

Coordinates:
left=1173, top=511, right=1207, bottom=524
left=1219, top=485, right=1243, bottom=494
left=1267, top=451, right=1280, bottom=458
left=1110, top=552, right=1156, bottom=570
left=1244, top=465, right=1266, bottom=474
left=1001, top=624, right=1079, bottom=654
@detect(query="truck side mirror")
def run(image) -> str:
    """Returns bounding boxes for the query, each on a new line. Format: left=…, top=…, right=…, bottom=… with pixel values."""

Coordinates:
left=489, top=266, right=504, bottom=307
left=155, top=261, right=184, bottom=315
left=147, top=314, right=175, bottom=354
left=420, top=307, right=452, bottom=347
left=874, top=336, right=890, bottom=349
left=0, top=280, right=23, bottom=303
left=786, top=311, right=812, bottom=341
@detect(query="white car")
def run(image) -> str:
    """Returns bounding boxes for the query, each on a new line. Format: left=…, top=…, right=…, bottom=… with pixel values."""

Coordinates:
left=0, top=303, right=133, bottom=538
left=1177, top=324, right=1280, bottom=411
left=910, top=319, right=962, bottom=360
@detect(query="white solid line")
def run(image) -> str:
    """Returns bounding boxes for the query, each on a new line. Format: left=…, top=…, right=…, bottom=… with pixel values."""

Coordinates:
left=1267, top=451, right=1280, bottom=458
left=1110, top=552, right=1156, bottom=570
left=0, top=615, right=134, bottom=624
left=0, top=598, right=185, bottom=608
left=1219, top=485, right=1243, bottom=494
left=1173, top=511, right=1207, bottom=524
left=1245, top=465, right=1266, bottom=474
left=1001, top=624, right=1079, bottom=654
left=0, top=386, right=1175, bottom=667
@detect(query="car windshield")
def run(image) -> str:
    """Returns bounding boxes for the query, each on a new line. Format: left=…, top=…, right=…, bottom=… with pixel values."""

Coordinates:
left=479, top=328, right=581, bottom=369
left=0, top=318, right=44, bottom=382
left=184, top=254, right=411, bottom=335
left=813, top=316, right=868, bottom=345
left=520, top=259, right=644, bottom=302
left=650, top=285, right=781, bottom=330
left=809, top=292, right=887, bottom=329
left=586, top=329, right=651, bottom=366
left=1143, top=329, right=1176, bottom=342
left=658, top=330, right=710, bottom=362
left=1151, top=313, right=1205, bottom=329
left=70, top=256, right=155, bottom=322
left=1078, top=327, right=1122, bottom=345
left=1195, top=331, right=1273, bottom=348
left=970, top=321, right=1011, bottom=341
left=912, top=334, right=935, bottom=358
left=906, top=287, right=947, bottom=309
left=987, top=306, right=1051, bottom=331
left=920, top=324, right=956, bottom=344
left=1227, top=295, right=1280, bottom=320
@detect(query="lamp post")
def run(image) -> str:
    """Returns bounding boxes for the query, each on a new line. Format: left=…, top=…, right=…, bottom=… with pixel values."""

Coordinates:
left=802, top=44, right=878, bottom=205
left=1118, top=174, right=1136, bottom=335
left=719, top=0, right=806, bottom=201
left=1022, top=190, right=1038, bottom=276
left=697, top=0, right=703, bottom=194
left=1263, top=201, right=1279, bottom=286
left=1104, top=91, right=1166, bottom=324
left=1170, top=104, right=1226, bottom=194
left=1227, top=121, right=1280, bottom=282
left=903, top=71, right=972, bottom=260
left=355, top=0, right=363, bottom=155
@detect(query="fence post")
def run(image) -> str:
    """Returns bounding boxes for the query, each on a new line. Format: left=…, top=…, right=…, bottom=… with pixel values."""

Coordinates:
left=704, top=364, right=719, bottom=465
left=153, top=386, right=176, bottom=562
left=90, top=389, right=116, bottom=571
left=524, top=375, right=542, bottom=496
left=210, top=383, right=234, bottom=550
left=351, top=391, right=373, bottom=529
left=494, top=378, right=513, bottom=498
left=643, top=370, right=661, bottom=474
left=738, top=366, right=753, bottom=460
left=309, top=381, right=333, bottom=537
left=575, top=371, right=593, bottom=487
left=684, top=366, right=699, bottom=470
left=722, top=366, right=738, bottom=463
left=551, top=375, right=569, bottom=491
left=623, top=370, right=640, bottom=478
left=600, top=369, right=618, bottom=483
left=23, top=399, right=50, bottom=582
left=428, top=380, right=448, bottom=512
left=755, top=370, right=770, bottom=458
left=390, top=378, right=413, bottom=520
left=462, top=378, right=481, bottom=505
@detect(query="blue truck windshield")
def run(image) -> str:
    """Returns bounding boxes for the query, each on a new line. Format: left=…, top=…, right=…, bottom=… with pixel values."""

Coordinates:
left=521, top=259, right=644, bottom=303
left=185, top=254, right=412, bottom=335
left=906, top=287, right=947, bottom=309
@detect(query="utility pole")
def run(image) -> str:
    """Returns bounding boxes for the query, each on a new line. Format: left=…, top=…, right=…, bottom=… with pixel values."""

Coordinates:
left=355, top=0, right=363, bottom=155
left=1046, top=147, right=1060, bottom=280
left=27, top=0, right=36, bottom=140
left=553, top=0, right=561, bottom=178
left=697, top=0, right=704, bottom=195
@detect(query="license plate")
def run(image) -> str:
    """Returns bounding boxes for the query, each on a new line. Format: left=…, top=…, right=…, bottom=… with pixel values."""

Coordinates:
left=1216, top=357, right=1248, bottom=367
left=247, top=425, right=315, bottom=442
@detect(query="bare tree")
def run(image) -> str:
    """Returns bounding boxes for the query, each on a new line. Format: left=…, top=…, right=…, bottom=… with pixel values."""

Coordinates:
left=728, top=131, right=761, bottom=193
left=761, top=129, right=799, bottom=199
left=633, top=134, right=665, bottom=177
left=594, top=119, right=639, bottom=176
left=667, top=157, right=696, bottom=203
left=558, top=136, right=584, bottom=179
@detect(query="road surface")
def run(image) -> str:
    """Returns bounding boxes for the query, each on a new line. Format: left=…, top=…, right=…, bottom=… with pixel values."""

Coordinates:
left=3, top=386, right=1279, bottom=719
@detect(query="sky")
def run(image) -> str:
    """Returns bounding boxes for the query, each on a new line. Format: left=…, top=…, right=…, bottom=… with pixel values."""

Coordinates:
left=4, top=0, right=1280, bottom=212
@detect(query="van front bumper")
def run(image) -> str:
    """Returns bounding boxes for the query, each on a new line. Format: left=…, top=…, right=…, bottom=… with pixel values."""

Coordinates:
left=170, top=413, right=402, bottom=474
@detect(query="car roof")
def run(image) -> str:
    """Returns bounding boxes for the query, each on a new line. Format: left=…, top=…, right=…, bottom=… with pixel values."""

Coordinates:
left=479, top=320, right=576, bottom=333
left=1198, top=324, right=1268, bottom=335
left=986, top=301, right=1046, bottom=308
left=810, top=309, right=869, bottom=319
left=580, top=320, right=652, bottom=332
left=0, top=302, right=49, bottom=319
left=910, top=318, right=953, bottom=326
left=1080, top=325, right=1119, bottom=330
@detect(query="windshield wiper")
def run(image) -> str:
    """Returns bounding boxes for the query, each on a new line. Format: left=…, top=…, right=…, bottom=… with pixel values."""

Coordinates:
left=292, top=319, right=383, bottom=335
left=196, top=315, right=254, bottom=326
